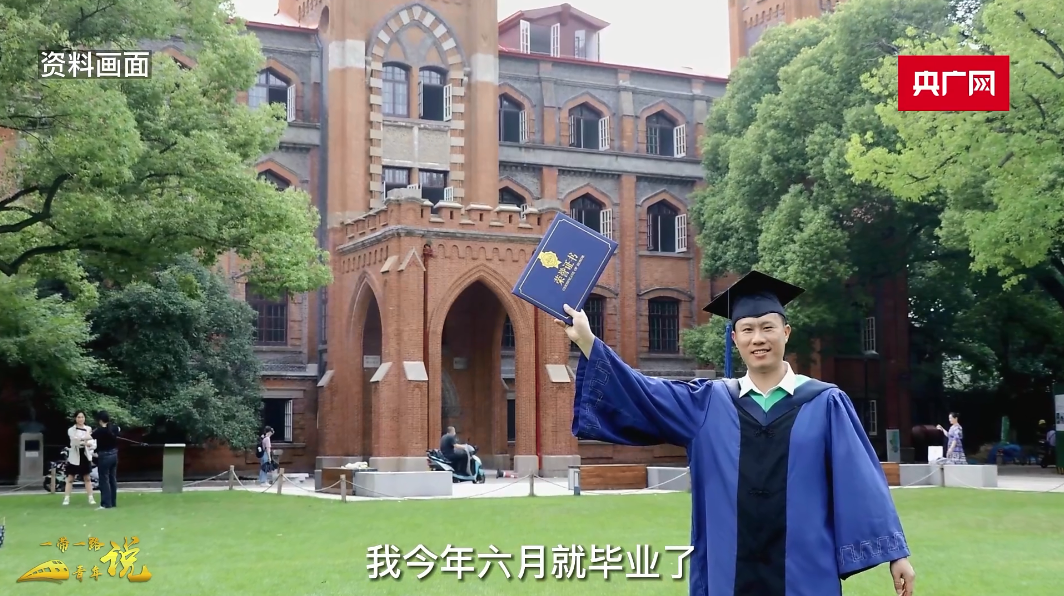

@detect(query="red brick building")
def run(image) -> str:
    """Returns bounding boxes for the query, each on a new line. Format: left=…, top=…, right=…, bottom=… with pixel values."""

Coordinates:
left=2, top=0, right=912, bottom=483
left=728, top=0, right=844, bottom=68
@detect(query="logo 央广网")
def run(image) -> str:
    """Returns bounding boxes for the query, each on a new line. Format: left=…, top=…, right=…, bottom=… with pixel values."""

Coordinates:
left=897, top=55, right=1010, bottom=111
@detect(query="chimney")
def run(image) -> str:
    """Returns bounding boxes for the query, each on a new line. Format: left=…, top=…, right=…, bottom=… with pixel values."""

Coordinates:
left=560, top=3, right=571, bottom=26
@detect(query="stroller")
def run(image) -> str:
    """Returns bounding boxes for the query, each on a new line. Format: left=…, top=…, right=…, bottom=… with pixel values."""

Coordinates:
left=44, top=447, right=99, bottom=493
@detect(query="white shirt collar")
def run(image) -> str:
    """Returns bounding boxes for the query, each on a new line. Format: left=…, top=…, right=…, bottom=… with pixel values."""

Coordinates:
left=738, top=362, right=797, bottom=397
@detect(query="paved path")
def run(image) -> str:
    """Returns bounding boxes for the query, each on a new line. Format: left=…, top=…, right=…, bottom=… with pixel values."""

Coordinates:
left=3, top=467, right=1062, bottom=501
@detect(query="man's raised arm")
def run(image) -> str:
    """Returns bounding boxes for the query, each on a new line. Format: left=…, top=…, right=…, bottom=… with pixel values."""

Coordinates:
left=559, top=305, right=713, bottom=448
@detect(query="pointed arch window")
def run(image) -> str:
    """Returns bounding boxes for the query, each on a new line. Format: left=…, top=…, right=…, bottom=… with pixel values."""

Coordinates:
left=249, top=69, right=295, bottom=122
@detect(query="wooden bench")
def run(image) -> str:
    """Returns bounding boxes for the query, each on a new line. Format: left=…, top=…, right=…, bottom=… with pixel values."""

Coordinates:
left=579, top=464, right=648, bottom=490
left=880, top=462, right=900, bottom=487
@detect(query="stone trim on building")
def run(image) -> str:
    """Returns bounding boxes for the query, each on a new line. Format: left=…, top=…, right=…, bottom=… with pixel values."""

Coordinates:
left=367, top=4, right=468, bottom=204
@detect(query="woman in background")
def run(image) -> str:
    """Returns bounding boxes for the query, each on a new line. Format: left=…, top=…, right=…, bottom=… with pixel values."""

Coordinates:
left=937, top=412, right=968, bottom=465
left=258, top=426, right=274, bottom=486
left=64, top=411, right=96, bottom=506
left=93, top=411, right=120, bottom=509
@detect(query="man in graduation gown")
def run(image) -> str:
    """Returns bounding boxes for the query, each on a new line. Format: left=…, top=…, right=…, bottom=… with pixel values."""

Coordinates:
left=555, top=271, right=916, bottom=596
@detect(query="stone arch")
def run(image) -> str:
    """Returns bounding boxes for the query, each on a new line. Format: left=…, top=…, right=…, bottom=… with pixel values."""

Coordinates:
left=498, top=83, right=536, bottom=138
left=367, top=3, right=467, bottom=205
left=428, top=263, right=532, bottom=448
left=368, top=4, right=467, bottom=69
left=638, top=286, right=694, bottom=300
left=562, top=183, right=614, bottom=210
left=638, top=100, right=688, bottom=154
left=560, top=92, right=613, bottom=148
left=592, top=284, right=619, bottom=298
left=255, top=159, right=301, bottom=188
left=339, top=270, right=387, bottom=456
left=639, top=189, right=688, bottom=210
left=159, top=46, right=195, bottom=69
left=498, top=178, right=536, bottom=204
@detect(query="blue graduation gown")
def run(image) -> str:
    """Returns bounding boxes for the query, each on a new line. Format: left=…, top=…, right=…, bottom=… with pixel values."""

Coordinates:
left=572, top=339, right=909, bottom=596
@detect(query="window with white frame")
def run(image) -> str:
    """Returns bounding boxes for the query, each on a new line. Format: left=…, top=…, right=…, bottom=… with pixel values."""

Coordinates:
left=383, top=167, right=410, bottom=196
left=501, top=316, right=516, bottom=349
left=569, top=103, right=609, bottom=151
left=574, top=30, right=586, bottom=58
left=861, top=316, right=876, bottom=354
left=382, top=63, right=410, bottom=117
left=262, top=397, right=294, bottom=443
left=249, top=69, right=295, bottom=122
left=646, top=111, right=686, bottom=158
left=647, top=201, right=687, bottom=253
left=418, top=68, right=451, bottom=122
left=570, top=195, right=614, bottom=239
left=420, top=170, right=448, bottom=205
left=864, top=400, right=878, bottom=436
left=499, top=188, right=525, bottom=207
left=519, top=20, right=558, bottom=56
left=499, top=95, right=527, bottom=143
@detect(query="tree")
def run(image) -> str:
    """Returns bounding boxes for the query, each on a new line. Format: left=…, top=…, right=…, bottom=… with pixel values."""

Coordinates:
left=847, top=0, right=1064, bottom=310
left=75, top=256, right=264, bottom=449
left=686, top=0, right=957, bottom=367
left=0, top=0, right=330, bottom=295
left=0, top=0, right=330, bottom=405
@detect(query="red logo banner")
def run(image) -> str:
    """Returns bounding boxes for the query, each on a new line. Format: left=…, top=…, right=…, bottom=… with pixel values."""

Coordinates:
left=897, top=55, right=1010, bottom=111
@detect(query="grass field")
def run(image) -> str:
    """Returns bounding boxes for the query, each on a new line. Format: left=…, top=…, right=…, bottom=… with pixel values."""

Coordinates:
left=1, top=488, right=1062, bottom=595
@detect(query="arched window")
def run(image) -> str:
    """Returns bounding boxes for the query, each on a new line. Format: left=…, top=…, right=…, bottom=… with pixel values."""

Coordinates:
left=648, top=297, right=680, bottom=353
left=499, top=188, right=525, bottom=207
left=646, top=112, right=677, bottom=156
left=250, top=69, right=290, bottom=110
left=569, top=195, right=603, bottom=233
left=418, top=67, right=448, bottom=121
left=647, top=201, right=679, bottom=252
left=382, top=64, right=410, bottom=117
left=258, top=170, right=290, bottom=191
left=499, top=95, right=525, bottom=143
left=570, top=294, right=606, bottom=352
left=569, top=104, right=602, bottom=150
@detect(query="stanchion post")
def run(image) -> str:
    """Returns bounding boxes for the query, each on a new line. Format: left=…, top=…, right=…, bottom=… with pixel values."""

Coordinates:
left=528, top=471, right=535, bottom=497
left=228, top=465, right=234, bottom=491
left=340, top=475, right=347, bottom=503
left=573, top=468, right=581, bottom=496
left=277, top=467, right=285, bottom=495
left=50, top=468, right=56, bottom=493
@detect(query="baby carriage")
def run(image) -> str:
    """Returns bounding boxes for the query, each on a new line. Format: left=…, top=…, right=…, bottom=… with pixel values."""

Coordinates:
left=44, top=447, right=99, bottom=492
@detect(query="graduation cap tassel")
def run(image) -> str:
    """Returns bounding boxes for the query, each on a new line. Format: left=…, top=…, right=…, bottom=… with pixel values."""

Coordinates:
left=724, top=322, right=733, bottom=378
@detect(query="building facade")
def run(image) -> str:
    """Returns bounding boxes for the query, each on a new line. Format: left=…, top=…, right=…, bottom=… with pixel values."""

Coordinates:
left=163, top=0, right=732, bottom=478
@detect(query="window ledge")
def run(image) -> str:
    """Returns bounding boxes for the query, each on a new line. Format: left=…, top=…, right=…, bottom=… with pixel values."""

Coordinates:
left=254, top=346, right=300, bottom=352
left=382, top=117, right=451, bottom=130
left=639, top=251, right=692, bottom=259
left=639, top=352, right=684, bottom=359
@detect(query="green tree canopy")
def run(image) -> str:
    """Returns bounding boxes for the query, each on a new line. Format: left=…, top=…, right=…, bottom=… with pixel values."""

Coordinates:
left=71, top=256, right=264, bottom=448
left=0, top=0, right=330, bottom=293
left=847, top=0, right=1064, bottom=308
left=0, top=0, right=329, bottom=408
left=685, top=0, right=957, bottom=367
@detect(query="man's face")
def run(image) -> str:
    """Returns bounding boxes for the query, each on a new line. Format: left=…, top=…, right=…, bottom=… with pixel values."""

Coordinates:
left=732, top=313, right=790, bottom=373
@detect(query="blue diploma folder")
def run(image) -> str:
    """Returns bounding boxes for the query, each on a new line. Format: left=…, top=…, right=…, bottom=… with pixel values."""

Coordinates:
left=511, top=213, right=618, bottom=325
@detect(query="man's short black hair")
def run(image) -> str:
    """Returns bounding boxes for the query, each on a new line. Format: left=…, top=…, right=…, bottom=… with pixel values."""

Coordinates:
left=95, top=410, right=110, bottom=423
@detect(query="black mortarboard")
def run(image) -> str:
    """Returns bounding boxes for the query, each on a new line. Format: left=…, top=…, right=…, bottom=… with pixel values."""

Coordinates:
left=703, top=270, right=804, bottom=324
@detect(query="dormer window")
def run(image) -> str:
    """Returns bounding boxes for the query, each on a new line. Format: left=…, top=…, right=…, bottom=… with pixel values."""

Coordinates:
left=519, top=20, right=559, bottom=56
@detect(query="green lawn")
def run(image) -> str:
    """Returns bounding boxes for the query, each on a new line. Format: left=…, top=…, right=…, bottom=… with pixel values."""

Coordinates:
left=1, top=489, right=1061, bottom=595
